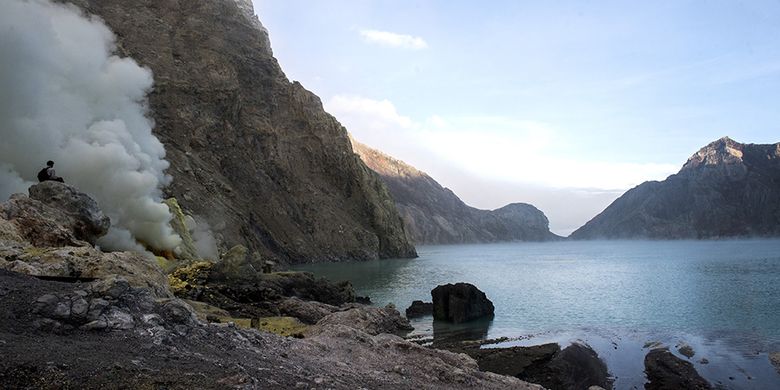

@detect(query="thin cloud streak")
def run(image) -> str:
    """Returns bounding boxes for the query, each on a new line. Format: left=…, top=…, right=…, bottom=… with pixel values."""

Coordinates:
left=359, top=29, right=428, bottom=50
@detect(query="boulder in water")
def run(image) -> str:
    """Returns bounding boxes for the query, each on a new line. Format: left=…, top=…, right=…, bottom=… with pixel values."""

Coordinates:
left=431, top=283, right=494, bottom=323
left=644, top=348, right=711, bottom=390
left=405, top=300, right=433, bottom=318
left=522, top=342, right=610, bottom=390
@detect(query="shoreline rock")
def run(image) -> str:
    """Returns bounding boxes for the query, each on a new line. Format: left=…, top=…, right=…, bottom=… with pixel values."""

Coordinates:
left=770, top=352, right=780, bottom=374
left=644, top=348, right=711, bottom=390
left=405, top=300, right=433, bottom=318
left=432, top=283, right=495, bottom=323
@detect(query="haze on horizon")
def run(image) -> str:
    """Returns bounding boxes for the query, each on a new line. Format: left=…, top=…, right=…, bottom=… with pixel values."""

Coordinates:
left=254, top=0, right=780, bottom=236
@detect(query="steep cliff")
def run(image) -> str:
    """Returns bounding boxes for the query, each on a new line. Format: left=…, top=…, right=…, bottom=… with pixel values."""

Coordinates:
left=65, top=0, right=416, bottom=263
left=352, top=140, right=559, bottom=244
left=571, top=137, right=780, bottom=239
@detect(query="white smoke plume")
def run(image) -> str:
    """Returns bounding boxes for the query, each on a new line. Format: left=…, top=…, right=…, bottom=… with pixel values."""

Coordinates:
left=188, top=217, right=219, bottom=260
left=0, top=0, right=181, bottom=252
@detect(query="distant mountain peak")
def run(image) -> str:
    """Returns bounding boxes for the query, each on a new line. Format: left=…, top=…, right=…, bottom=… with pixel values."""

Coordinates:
left=572, top=137, right=780, bottom=240
left=682, top=136, right=745, bottom=170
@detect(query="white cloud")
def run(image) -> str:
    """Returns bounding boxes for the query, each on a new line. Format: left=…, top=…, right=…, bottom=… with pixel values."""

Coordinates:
left=359, top=29, right=428, bottom=50
left=325, top=94, right=683, bottom=235
left=416, top=127, right=678, bottom=190
left=325, top=95, right=678, bottom=190
left=327, top=95, right=415, bottom=131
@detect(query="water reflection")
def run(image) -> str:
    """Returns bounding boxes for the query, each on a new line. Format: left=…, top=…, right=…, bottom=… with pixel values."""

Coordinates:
left=431, top=317, right=494, bottom=346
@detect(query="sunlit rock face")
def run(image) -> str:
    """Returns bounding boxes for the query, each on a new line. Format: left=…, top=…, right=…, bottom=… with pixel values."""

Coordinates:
left=352, top=139, right=560, bottom=244
left=64, top=0, right=416, bottom=263
left=571, top=137, right=780, bottom=239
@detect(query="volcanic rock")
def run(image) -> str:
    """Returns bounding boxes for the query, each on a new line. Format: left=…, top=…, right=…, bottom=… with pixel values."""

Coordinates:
left=65, top=0, right=416, bottom=263
left=432, top=283, right=495, bottom=323
left=644, top=348, right=711, bottom=390
left=1, top=268, right=541, bottom=389
left=308, top=304, right=413, bottom=336
left=677, top=343, right=695, bottom=359
left=169, top=261, right=355, bottom=319
left=521, top=343, right=610, bottom=390
left=277, top=297, right=339, bottom=325
left=405, top=300, right=433, bottom=318
left=1, top=182, right=110, bottom=247
left=0, top=245, right=172, bottom=298
left=468, top=343, right=561, bottom=378
left=572, top=137, right=780, bottom=239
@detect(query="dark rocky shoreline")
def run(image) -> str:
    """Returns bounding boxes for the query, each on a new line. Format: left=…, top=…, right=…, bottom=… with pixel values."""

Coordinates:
left=2, top=183, right=778, bottom=389
left=0, top=182, right=538, bottom=389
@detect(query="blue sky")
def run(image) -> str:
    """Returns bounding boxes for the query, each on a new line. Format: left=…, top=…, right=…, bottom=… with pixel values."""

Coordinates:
left=253, top=0, right=780, bottom=234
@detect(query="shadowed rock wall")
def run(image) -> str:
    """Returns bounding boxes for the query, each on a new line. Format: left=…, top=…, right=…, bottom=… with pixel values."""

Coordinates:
left=65, top=0, right=416, bottom=263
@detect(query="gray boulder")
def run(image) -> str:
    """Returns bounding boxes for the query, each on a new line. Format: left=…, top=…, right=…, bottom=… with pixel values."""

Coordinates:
left=432, top=283, right=494, bottom=323
left=277, top=296, right=339, bottom=325
left=1, top=182, right=109, bottom=246
left=309, top=304, right=412, bottom=336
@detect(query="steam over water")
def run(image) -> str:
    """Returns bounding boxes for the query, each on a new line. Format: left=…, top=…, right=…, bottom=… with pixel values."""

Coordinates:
left=0, top=0, right=180, bottom=251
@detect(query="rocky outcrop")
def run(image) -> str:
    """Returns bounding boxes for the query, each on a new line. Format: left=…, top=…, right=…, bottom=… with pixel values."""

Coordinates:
left=0, top=183, right=171, bottom=298
left=522, top=343, right=610, bottom=390
left=64, top=0, right=415, bottom=263
left=0, top=269, right=542, bottom=389
left=31, top=274, right=195, bottom=333
left=432, top=283, right=495, bottom=323
left=1, top=182, right=109, bottom=247
left=572, top=137, right=780, bottom=239
left=169, top=260, right=356, bottom=319
left=277, top=297, right=340, bottom=325
left=352, top=140, right=559, bottom=244
left=309, top=305, right=413, bottom=336
left=1, top=245, right=172, bottom=298
left=406, top=300, right=433, bottom=318
left=468, top=343, right=562, bottom=378
left=644, top=348, right=711, bottom=390
left=447, top=341, right=609, bottom=390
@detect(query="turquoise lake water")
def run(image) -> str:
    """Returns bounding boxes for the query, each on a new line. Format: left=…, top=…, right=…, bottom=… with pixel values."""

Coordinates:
left=294, top=239, right=780, bottom=389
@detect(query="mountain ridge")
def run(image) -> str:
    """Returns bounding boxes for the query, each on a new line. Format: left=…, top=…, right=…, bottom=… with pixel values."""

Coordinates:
left=571, top=137, right=780, bottom=239
left=352, top=139, right=560, bottom=244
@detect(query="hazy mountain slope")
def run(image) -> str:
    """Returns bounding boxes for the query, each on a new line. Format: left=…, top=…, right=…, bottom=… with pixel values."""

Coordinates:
left=352, top=140, right=559, bottom=244
left=571, top=137, right=780, bottom=239
left=65, top=0, right=416, bottom=263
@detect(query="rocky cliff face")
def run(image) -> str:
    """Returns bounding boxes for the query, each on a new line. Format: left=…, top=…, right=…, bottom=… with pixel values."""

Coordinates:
left=571, top=137, right=780, bottom=239
left=352, top=140, right=559, bottom=244
left=65, top=0, right=416, bottom=263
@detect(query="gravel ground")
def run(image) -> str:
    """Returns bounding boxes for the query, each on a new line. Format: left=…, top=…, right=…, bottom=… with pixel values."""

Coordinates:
left=0, top=270, right=541, bottom=389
